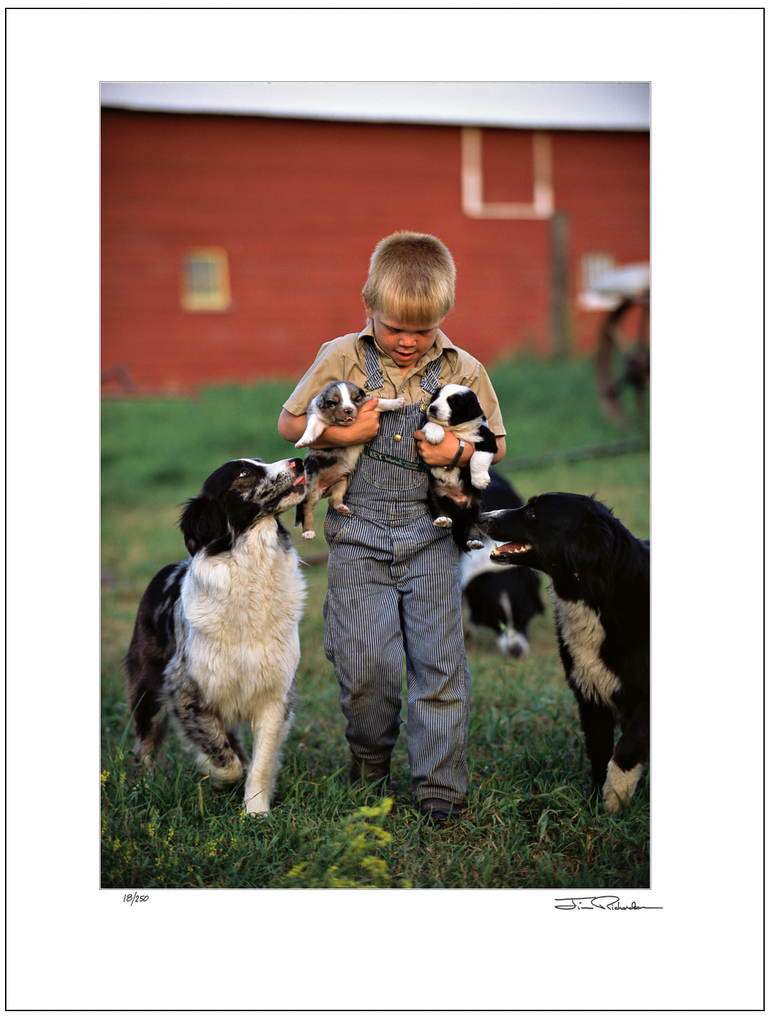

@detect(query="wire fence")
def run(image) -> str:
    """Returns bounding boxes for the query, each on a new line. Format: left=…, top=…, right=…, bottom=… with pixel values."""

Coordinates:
left=498, top=435, right=648, bottom=472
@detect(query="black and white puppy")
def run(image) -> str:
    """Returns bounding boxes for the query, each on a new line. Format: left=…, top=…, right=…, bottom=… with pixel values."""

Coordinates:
left=480, top=493, right=649, bottom=812
left=294, top=380, right=405, bottom=538
left=460, top=471, right=543, bottom=657
left=125, top=457, right=307, bottom=816
left=419, top=384, right=499, bottom=551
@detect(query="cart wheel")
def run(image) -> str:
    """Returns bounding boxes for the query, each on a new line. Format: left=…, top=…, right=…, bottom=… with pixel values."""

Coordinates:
left=594, top=296, right=650, bottom=426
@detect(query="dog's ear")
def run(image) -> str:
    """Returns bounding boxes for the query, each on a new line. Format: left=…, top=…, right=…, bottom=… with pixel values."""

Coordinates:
left=464, top=389, right=484, bottom=417
left=566, top=514, right=615, bottom=578
left=179, top=496, right=229, bottom=556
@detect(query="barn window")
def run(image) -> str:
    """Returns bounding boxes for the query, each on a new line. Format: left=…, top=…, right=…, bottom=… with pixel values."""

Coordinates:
left=460, top=127, right=554, bottom=220
left=181, top=248, right=231, bottom=311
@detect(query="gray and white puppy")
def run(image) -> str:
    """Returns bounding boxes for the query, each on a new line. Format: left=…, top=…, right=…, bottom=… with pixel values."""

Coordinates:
left=295, top=381, right=405, bottom=538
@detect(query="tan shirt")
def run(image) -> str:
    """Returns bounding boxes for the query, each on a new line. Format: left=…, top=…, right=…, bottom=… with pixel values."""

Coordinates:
left=283, top=322, right=506, bottom=436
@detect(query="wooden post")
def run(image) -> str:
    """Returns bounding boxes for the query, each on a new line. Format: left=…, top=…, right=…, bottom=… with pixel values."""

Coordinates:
left=550, top=210, right=573, bottom=356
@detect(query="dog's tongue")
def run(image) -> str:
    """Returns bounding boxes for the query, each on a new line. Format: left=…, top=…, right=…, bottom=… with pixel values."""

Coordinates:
left=294, top=474, right=307, bottom=487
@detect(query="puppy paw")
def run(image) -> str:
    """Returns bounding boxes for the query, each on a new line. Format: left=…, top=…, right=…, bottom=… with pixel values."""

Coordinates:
left=466, top=539, right=485, bottom=550
left=302, top=529, right=316, bottom=540
left=335, top=504, right=351, bottom=514
left=433, top=516, right=453, bottom=528
left=423, top=424, right=446, bottom=445
left=470, top=472, right=491, bottom=490
left=376, top=396, right=406, bottom=412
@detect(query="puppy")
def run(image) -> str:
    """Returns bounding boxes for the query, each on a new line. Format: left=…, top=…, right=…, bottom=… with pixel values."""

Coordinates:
left=125, top=457, right=307, bottom=815
left=295, top=380, right=404, bottom=538
left=459, top=471, right=543, bottom=657
left=419, top=384, right=498, bottom=550
left=480, top=492, right=649, bottom=812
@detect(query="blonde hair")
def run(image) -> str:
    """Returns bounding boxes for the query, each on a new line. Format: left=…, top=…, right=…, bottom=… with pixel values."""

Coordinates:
left=362, top=231, right=456, bottom=324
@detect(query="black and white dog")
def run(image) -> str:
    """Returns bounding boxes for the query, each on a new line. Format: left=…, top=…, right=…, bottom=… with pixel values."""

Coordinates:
left=460, top=472, right=543, bottom=657
left=420, top=384, right=498, bottom=550
left=294, top=380, right=405, bottom=538
left=480, top=492, right=649, bottom=812
left=125, top=458, right=307, bottom=815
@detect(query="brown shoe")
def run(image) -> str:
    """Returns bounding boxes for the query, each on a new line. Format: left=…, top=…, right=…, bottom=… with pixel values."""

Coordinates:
left=349, top=757, right=391, bottom=791
left=419, top=798, right=461, bottom=824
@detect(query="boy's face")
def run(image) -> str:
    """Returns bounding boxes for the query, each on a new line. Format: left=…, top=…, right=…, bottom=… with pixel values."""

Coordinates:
left=368, top=309, right=444, bottom=371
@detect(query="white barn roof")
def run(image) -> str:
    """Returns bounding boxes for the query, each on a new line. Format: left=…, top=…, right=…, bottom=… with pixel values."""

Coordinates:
left=100, top=82, right=650, bottom=131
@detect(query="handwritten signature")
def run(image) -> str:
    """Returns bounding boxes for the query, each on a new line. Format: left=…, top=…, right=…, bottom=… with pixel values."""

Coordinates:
left=555, top=896, right=662, bottom=910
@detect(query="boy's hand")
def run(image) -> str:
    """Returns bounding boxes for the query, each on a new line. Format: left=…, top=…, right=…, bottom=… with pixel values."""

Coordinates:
left=414, top=429, right=468, bottom=467
left=347, top=396, right=383, bottom=443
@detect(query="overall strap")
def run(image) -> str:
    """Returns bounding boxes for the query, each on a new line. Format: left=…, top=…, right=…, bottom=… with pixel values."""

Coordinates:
left=420, top=354, right=443, bottom=394
left=362, top=338, right=384, bottom=391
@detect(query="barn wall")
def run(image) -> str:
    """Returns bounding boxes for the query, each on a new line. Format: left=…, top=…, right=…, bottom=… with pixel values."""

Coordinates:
left=101, top=109, right=649, bottom=390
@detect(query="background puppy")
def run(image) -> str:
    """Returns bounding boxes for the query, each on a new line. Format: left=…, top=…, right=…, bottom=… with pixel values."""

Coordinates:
left=295, top=380, right=404, bottom=538
left=125, top=457, right=307, bottom=815
left=419, top=383, right=498, bottom=550
left=480, top=492, right=649, bottom=812
left=460, top=471, right=543, bottom=657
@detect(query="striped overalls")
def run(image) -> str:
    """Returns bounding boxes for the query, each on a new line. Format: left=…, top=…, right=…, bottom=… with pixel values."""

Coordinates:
left=322, top=340, right=471, bottom=806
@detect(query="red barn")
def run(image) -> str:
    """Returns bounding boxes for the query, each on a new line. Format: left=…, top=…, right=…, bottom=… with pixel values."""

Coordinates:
left=101, top=86, right=649, bottom=392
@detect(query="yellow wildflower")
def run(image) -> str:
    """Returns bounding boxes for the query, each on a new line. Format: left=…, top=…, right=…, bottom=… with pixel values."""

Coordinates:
left=368, top=826, right=392, bottom=845
left=286, top=862, right=308, bottom=878
left=357, top=805, right=380, bottom=818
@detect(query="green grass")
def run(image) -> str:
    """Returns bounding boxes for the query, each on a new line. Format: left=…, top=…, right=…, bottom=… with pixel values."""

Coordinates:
left=101, top=353, right=649, bottom=889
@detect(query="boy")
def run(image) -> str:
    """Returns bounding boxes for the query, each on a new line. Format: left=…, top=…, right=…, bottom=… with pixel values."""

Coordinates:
left=278, top=232, right=506, bottom=822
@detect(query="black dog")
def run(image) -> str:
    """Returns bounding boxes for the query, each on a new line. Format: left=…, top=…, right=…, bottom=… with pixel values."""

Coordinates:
left=419, top=384, right=498, bottom=550
left=459, top=472, right=543, bottom=657
left=480, top=492, right=649, bottom=811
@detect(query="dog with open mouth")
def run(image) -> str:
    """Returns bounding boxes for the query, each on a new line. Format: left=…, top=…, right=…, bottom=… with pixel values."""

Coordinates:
left=125, top=457, right=307, bottom=816
left=294, top=380, right=405, bottom=539
left=479, top=491, right=650, bottom=812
